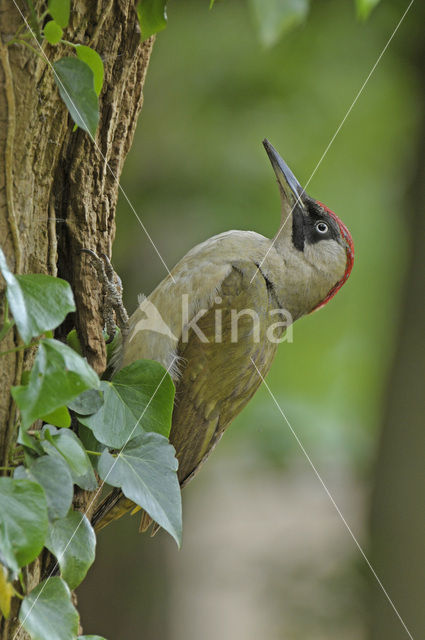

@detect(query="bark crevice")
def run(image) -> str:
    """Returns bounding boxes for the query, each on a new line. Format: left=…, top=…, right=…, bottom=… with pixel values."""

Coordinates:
left=0, top=2, right=154, bottom=637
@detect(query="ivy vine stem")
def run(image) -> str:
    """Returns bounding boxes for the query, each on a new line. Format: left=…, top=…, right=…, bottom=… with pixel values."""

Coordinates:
left=18, top=570, right=26, bottom=595
left=0, top=340, right=40, bottom=357
left=0, top=319, right=15, bottom=342
left=0, top=298, right=15, bottom=342
left=26, top=430, right=41, bottom=438
left=0, top=40, right=21, bottom=274
left=6, top=32, right=34, bottom=47
left=9, top=39, right=44, bottom=59
left=61, top=39, right=77, bottom=48
left=5, top=17, right=34, bottom=44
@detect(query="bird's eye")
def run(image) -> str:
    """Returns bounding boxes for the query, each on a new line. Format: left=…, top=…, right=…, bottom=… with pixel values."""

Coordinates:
left=315, top=222, right=328, bottom=234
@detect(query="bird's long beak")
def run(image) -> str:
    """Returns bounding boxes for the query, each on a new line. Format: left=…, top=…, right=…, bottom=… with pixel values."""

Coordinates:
left=263, top=139, right=305, bottom=211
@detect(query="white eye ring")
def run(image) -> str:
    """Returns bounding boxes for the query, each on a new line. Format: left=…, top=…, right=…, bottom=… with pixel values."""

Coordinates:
left=315, top=221, right=328, bottom=234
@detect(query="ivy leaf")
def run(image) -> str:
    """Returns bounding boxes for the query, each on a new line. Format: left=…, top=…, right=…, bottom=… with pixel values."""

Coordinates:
left=0, top=248, right=75, bottom=344
left=68, top=388, right=103, bottom=415
left=0, top=563, right=15, bottom=619
left=248, top=0, right=310, bottom=47
left=76, top=45, right=104, bottom=96
left=0, top=478, right=48, bottom=571
left=41, top=405, right=71, bottom=428
left=12, top=338, right=99, bottom=430
left=0, top=532, right=17, bottom=575
left=41, top=426, right=97, bottom=491
left=17, top=426, right=44, bottom=454
left=48, top=0, right=71, bottom=28
left=355, top=0, right=381, bottom=19
left=19, top=577, right=79, bottom=640
left=136, top=0, right=167, bottom=41
left=46, top=511, right=96, bottom=589
left=44, top=20, right=63, bottom=44
left=15, top=455, right=73, bottom=521
left=78, top=424, right=105, bottom=472
left=98, top=433, right=182, bottom=546
left=79, top=360, right=175, bottom=448
left=40, top=426, right=87, bottom=477
left=66, top=328, right=82, bottom=354
left=53, top=57, right=99, bottom=138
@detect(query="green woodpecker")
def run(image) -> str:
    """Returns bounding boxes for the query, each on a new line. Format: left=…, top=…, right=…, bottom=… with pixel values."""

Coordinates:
left=92, top=139, right=354, bottom=533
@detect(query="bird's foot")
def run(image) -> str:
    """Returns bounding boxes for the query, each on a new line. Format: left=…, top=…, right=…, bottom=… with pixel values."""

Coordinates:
left=81, top=249, right=129, bottom=343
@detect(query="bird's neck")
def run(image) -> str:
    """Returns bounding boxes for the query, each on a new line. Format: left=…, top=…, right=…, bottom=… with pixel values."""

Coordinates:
left=263, top=238, right=344, bottom=320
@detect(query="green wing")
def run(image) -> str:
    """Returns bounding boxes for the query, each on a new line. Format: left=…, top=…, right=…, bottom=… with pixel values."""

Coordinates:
left=92, top=260, right=284, bottom=533
left=171, top=260, right=282, bottom=486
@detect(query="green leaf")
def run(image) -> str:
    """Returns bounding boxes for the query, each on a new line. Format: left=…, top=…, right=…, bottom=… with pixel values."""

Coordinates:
left=355, top=0, right=381, bottom=19
left=15, top=455, right=73, bottom=521
left=79, top=360, right=174, bottom=448
left=98, top=432, right=182, bottom=546
left=19, top=577, right=79, bottom=640
left=68, top=388, right=103, bottom=415
left=46, top=510, right=96, bottom=589
left=0, top=478, right=48, bottom=571
left=17, top=426, right=44, bottom=454
left=12, top=338, right=99, bottom=430
left=48, top=0, right=71, bottom=28
left=66, top=328, right=82, bottom=354
left=41, top=426, right=97, bottom=490
left=0, top=248, right=75, bottom=344
left=53, top=57, right=99, bottom=137
left=136, top=0, right=167, bottom=41
left=105, top=326, right=122, bottom=364
left=78, top=424, right=106, bottom=472
left=0, top=533, right=18, bottom=575
left=20, top=370, right=31, bottom=386
left=0, top=563, right=15, bottom=619
left=44, top=20, right=63, bottom=44
left=76, top=45, right=104, bottom=96
left=41, top=405, right=71, bottom=428
left=248, top=0, right=310, bottom=47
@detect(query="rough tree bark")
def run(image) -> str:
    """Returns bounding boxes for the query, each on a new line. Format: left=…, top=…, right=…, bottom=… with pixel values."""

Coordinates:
left=369, top=121, right=425, bottom=640
left=0, top=1, right=154, bottom=637
left=369, top=15, right=425, bottom=640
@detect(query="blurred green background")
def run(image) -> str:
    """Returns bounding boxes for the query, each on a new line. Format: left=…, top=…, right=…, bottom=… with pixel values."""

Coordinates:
left=78, top=1, right=424, bottom=638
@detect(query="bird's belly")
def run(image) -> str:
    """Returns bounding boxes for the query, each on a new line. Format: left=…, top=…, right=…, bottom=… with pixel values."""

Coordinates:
left=170, top=266, right=283, bottom=485
left=175, top=339, right=278, bottom=487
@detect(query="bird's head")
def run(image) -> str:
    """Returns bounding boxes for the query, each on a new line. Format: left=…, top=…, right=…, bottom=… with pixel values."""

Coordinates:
left=263, top=139, right=354, bottom=312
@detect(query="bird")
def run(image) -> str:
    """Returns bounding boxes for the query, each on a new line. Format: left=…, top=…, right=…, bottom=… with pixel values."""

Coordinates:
left=92, top=139, right=354, bottom=533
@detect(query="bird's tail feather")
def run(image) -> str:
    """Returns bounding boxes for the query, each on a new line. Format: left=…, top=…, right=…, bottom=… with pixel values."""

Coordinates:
left=92, top=488, right=160, bottom=536
left=91, top=488, right=133, bottom=532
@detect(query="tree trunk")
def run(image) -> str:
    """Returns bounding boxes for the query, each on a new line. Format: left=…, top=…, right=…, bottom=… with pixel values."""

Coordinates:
left=369, top=25, right=425, bottom=640
left=0, top=1, right=153, bottom=637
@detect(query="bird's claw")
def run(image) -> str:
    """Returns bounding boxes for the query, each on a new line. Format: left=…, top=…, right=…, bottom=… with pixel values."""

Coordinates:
left=81, top=249, right=129, bottom=343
